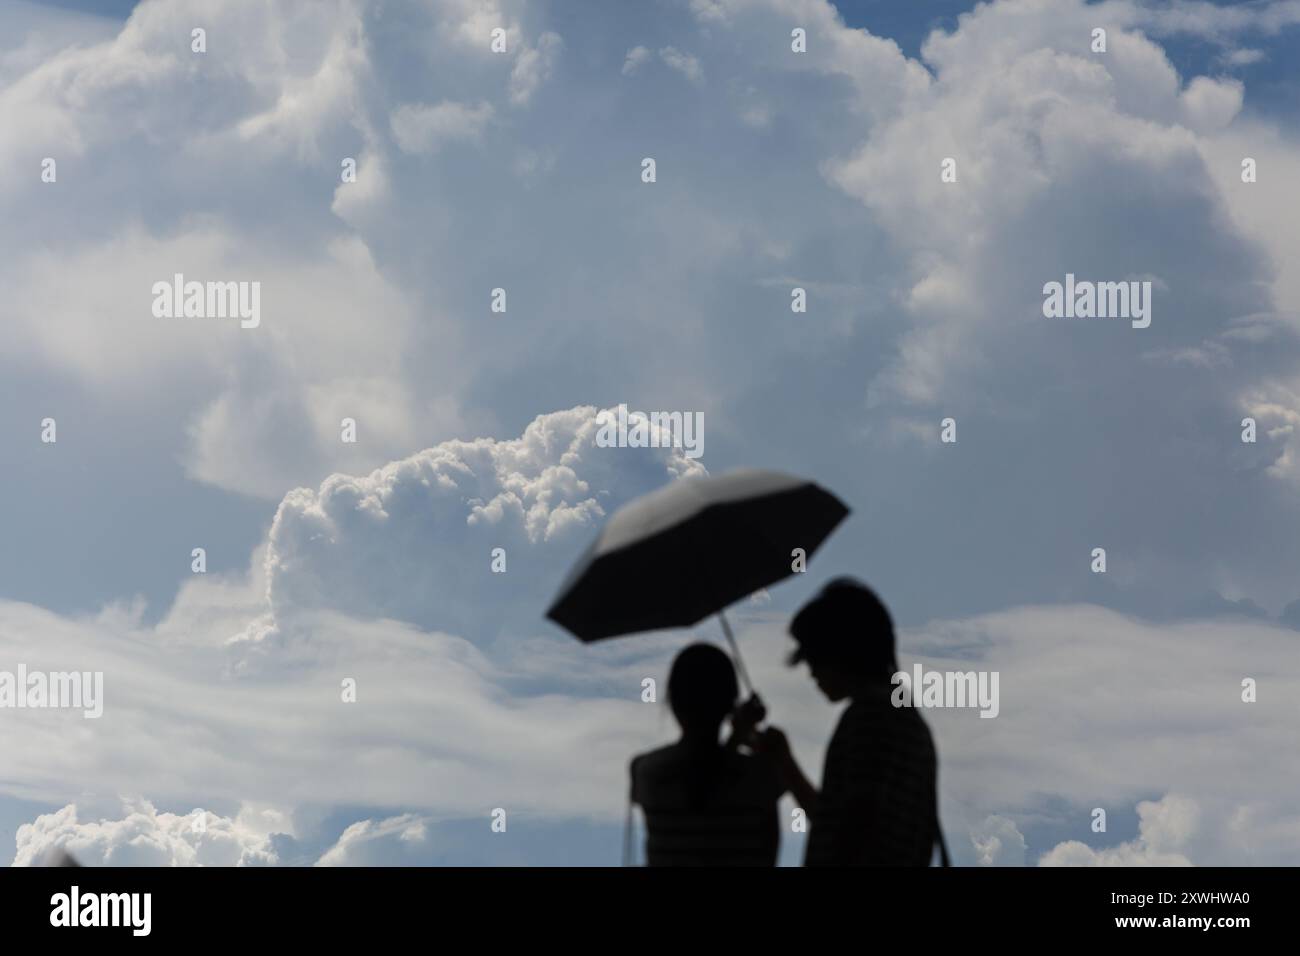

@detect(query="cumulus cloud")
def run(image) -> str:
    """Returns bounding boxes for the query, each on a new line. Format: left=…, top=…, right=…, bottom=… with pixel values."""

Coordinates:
left=686, top=0, right=931, bottom=118
left=1179, top=74, right=1244, bottom=131
left=971, top=814, right=1027, bottom=866
left=828, top=4, right=1265, bottom=408
left=14, top=800, right=287, bottom=867
left=907, top=605, right=1300, bottom=865
left=0, top=0, right=561, bottom=502
left=315, top=814, right=430, bottom=866
left=247, top=405, right=705, bottom=645
left=812, top=0, right=1300, bottom=619
left=1039, top=794, right=1197, bottom=866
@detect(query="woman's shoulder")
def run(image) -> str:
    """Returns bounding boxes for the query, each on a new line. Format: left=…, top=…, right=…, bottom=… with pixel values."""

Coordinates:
left=629, top=742, right=682, bottom=780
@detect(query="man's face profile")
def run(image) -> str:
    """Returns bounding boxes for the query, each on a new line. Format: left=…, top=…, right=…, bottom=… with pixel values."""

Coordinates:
left=806, top=655, right=854, bottom=702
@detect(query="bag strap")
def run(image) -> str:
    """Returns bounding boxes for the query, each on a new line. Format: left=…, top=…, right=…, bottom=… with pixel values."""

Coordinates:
left=623, top=761, right=638, bottom=867
left=623, top=794, right=634, bottom=866
left=935, top=798, right=951, bottom=866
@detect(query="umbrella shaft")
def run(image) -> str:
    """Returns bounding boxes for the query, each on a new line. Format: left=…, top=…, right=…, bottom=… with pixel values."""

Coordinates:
left=717, top=610, right=752, bottom=696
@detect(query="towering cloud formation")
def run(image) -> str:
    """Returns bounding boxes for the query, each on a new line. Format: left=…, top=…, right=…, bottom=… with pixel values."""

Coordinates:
left=1039, top=794, right=1197, bottom=866
left=247, top=405, right=705, bottom=646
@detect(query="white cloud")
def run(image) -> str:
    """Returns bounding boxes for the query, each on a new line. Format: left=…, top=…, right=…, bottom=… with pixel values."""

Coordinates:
left=687, top=0, right=931, bottom=118
left=437, top=0, right=515, bottom=52
left=688, top=0, right=729, bottom=24
left=0, top=0, right=569, bottom=502
left=10, top=591, right=1300, bottom=864
left=330, top=147, right=391, bottom=225
left=971, top=814, right=1027, bottom=866
left=14, top=800, right=286, bottom=867
left=1217, top=47, right=1267, bottom=68
left=0, top=587, right=662, bottom=825
left=1179, top=75, right=1244, bottom=132
left=0, top=0, right=119, bottom=85
left=1039, top=795, right=1197, bottom=866
left=813, top=0, right=1300, bottom=626
left=391, top=100, right=494, bottom=154
left=622, top=45, right=651, bottom=76
left=659, top=47, right=704, bottom=85
left=248, top=405, right=706, bottom=642
left=315, top=813, right=429, bottom=866
left=1118, top=0, right=1300, bottom=43
left=905, top=605, right=1300, bottom=865
left=509, top=31, right=562, bottom=106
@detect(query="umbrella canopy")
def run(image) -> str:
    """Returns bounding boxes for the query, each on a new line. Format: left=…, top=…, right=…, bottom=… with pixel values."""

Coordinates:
left=545, top=468, right=849, bottom=642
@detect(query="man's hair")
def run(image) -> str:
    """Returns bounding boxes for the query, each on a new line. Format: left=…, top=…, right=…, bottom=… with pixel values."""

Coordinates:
left=788, top=577, right=897, bottom=677
left=668, top=643, right=739, bottom=729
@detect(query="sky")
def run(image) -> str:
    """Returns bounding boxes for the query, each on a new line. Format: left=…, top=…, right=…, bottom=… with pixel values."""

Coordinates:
left=0, top=0, right=1298, bottom=866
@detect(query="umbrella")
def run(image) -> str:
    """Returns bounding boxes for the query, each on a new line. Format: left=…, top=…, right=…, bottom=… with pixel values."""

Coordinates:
left=545, top=468, right=849, bottom=691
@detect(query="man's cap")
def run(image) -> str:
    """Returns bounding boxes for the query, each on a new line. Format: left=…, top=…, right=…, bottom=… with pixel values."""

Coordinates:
left=787, top=576, right=896, bottom=670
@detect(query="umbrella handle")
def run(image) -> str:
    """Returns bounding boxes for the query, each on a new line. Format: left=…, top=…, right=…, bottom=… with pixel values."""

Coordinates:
left=717, top=610, right=753, bottom=696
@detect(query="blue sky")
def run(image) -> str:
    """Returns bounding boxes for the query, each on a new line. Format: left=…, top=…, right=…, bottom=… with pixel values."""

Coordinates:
left=1, top=0, right=1298, bottom=866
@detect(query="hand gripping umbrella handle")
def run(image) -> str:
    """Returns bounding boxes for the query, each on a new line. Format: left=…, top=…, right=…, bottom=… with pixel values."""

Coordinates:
left=716, top=609, right=753, bottom=696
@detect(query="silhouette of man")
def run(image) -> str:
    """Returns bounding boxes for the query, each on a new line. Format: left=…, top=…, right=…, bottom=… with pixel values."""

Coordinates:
left=630, top=643, right=784, bottom=866
left=760, top=578, right=946, bottom=866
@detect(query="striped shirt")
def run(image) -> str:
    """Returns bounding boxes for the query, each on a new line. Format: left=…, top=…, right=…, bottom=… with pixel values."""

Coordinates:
left=631, top=742, right=784, bottom=867
left=805, top=685, right=939, bottom=866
